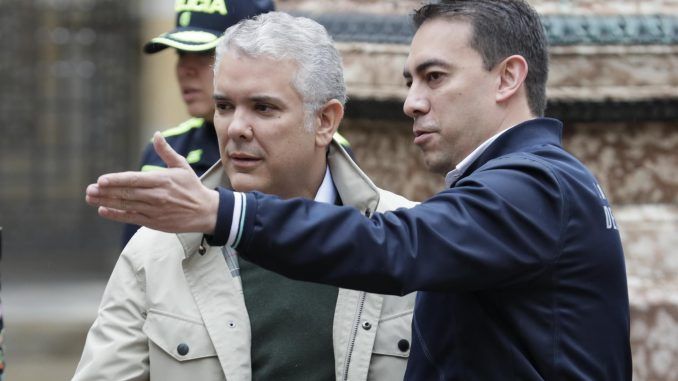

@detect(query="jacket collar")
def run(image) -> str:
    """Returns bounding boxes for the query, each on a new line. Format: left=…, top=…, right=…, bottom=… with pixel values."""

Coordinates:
left=178, top=139, right=381, bottom=257
left=326, top=140, right=381, bottom=215
left=176, top=157, right=232, bottom=258
left=450, top=117, right=563, bottom=187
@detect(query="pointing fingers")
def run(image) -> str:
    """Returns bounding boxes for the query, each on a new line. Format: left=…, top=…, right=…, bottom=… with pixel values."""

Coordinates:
left=97, top=171, right=162, bottom=188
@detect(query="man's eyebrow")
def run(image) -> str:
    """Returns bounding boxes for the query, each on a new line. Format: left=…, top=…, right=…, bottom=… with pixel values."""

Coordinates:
left=212, top=94, right=285, bottom=105
left=403, top=58, right=451, bottom=79
left=250, top=95, right=284, bottom=104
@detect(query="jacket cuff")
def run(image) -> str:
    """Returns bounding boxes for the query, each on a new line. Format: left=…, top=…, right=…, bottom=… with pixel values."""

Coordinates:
left=205, top=187, right=234, bottom=246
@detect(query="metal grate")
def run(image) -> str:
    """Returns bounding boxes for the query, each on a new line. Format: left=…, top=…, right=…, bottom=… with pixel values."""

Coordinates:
left=0, top=0, right=141, bottom=277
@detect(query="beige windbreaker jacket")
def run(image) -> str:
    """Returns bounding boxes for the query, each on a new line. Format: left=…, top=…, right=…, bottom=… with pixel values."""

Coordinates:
left=72, top=141, right=417, bottom=381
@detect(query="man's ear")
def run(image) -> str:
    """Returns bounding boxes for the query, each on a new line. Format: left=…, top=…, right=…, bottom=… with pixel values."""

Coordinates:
left=495, top=55, right=529, bottom=104
left=314, top=99, right=344, bottom=147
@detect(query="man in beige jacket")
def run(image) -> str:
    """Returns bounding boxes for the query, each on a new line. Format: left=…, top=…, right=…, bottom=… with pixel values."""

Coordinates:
left=74, top=12, right=415, bottom=381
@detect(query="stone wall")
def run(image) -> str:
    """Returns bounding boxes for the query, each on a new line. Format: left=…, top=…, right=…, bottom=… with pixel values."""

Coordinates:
left=565, top=122, right=677, bottom=204
left=338, top=119, right=677, bottom=203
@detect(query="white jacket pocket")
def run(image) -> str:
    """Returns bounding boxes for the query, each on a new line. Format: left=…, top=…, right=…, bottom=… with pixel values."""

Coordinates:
left=143, top=309, right=225, bottom=380
left=366, top=310, right=413, bottom=380
left=372, top=310, right=412, bottom=358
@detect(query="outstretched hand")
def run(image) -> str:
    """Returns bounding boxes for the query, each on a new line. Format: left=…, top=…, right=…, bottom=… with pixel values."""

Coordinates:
left=85, top=132, right=219, bottom=234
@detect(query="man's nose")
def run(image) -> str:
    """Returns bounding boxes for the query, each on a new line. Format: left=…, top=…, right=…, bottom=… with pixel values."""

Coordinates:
left=227, top=111, right=253, bottom=141
left=403, top=86, right=430, bottom=119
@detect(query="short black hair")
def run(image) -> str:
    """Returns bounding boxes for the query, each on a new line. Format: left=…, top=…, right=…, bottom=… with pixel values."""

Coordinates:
left=413, top=0, right=549, bottom=116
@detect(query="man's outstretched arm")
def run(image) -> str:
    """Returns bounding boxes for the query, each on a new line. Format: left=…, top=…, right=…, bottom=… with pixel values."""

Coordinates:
left=85, top=132, right=219, bottom=234
left=86, top=138, right=563, bottom=296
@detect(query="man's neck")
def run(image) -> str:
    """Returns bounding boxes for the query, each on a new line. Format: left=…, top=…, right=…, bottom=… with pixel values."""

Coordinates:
left=288, top=155, right=329, bottom=200
left=444, top=114, right=539, bottom=188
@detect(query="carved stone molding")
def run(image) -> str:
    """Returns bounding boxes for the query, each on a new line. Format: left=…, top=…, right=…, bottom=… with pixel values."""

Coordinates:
left=548, top=45, right=678, bottom=101
left=337, top=41, right=678, bottom=103
left=287, top=13, right=678, bottom=103
left=302, top=13, right=678, bottom=46
left=279, top=0, right=678, bottom=17
left=343, top=98, right=678, bottom=123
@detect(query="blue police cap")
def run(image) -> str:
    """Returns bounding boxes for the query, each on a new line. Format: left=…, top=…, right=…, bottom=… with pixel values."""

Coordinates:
left=144, top=0, right=275, bottom=54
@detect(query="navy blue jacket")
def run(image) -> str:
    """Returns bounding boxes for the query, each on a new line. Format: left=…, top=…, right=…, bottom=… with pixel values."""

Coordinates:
left=211, top=118, right=632, bottom=380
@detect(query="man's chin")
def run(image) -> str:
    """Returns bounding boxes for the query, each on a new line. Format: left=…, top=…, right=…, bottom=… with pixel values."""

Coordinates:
left=423, top=155, right=453, bottom=176
left=228, top=174, right=265, bottom=193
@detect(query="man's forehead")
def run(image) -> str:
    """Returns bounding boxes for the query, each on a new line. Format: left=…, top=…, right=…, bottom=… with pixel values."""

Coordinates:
left=404, top=19, right=473, bottom=72
left=218, top=50, right=297, bottom=74
left=223, top=49, right=295, bottom=65
left=404, top=43, right=451, bottom=76
left=213, top=52, right=301, bottom=102
left=415, top=19, right=471, bottom=48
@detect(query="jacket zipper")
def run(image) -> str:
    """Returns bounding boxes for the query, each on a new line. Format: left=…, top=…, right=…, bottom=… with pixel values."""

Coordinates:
left=342, top=208, right=373, bottom=380
left=343, top=291, right=367, bottom=381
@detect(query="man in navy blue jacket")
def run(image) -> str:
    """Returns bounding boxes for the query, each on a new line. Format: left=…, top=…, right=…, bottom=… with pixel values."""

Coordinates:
left=87, top=1, right=632, bottom=379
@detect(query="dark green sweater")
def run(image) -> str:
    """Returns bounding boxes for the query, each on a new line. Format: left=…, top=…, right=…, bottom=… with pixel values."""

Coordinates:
left=240, top=257, right=338, bottom=380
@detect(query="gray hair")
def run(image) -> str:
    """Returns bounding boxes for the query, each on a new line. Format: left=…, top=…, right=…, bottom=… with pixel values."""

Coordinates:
left=214, top=12, right=346, bottom=130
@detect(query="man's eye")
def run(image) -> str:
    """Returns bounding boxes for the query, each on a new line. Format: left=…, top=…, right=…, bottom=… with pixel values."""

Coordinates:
left=426, top=72, right=443, bottom=82
left=216, top=102, right=233, bottom=111
left=255, top=104, right=274, bottom=113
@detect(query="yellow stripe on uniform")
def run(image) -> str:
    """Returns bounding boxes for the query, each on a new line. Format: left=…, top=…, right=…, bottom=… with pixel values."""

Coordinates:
left=141, top=165, right=167, bottom=172
left=141, top=150, right=202, bottom=171
left=333, top=132, right=351, bottom=148
left=151, top=118, right=204, bottom=141
left=186, top=149, right=203, bottom=164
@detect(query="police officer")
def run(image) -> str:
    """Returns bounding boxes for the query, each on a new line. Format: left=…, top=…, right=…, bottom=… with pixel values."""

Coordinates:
left=122, top=0, right=276, bottom=244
